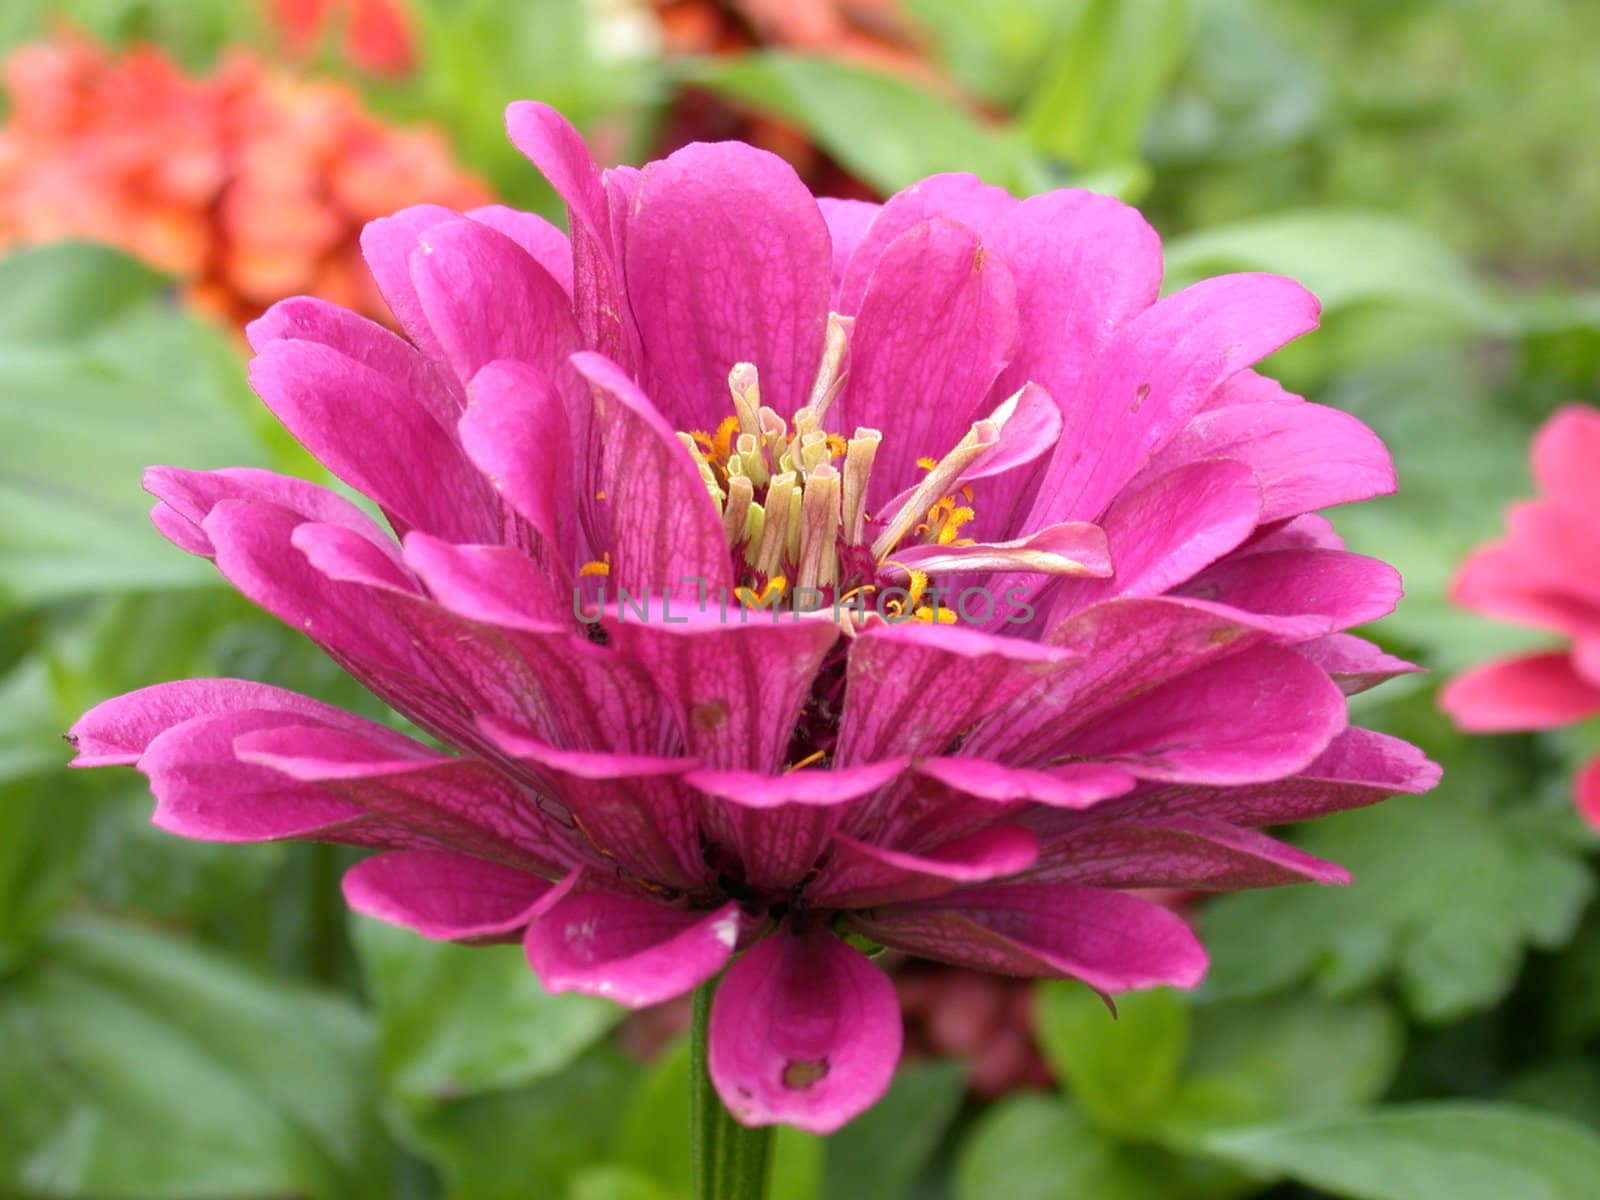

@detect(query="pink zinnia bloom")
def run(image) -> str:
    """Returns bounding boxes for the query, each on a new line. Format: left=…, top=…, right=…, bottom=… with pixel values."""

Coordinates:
left=1441, top=405, right=1600, bottom=829
left=70, top=104, right=1436, bottom=1133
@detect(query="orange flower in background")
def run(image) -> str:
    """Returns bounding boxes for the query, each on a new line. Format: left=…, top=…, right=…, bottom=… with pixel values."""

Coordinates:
left=0, top=33, right=486, bottom=329
left=270, top=0, right=416, bottom=77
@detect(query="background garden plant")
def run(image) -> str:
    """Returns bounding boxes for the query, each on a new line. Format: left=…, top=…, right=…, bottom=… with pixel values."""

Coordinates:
left=3, top=2, right=1600, bottom=1199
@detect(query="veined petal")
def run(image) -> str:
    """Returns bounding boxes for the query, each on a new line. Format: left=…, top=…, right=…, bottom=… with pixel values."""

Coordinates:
left=708, top=928, right=901, bottom=1134
left=850, top=882, right=1206, bottom=992
left=1027, top=272, right=1321, bottom=527
left=914, top=758, right=1135, bottom=809
left=1296, top=633, right=1424, bottom=695
left=525, top=882, right=741, bottom=1006
left=1176, top=548, right=1404, bottom=635
left=402, top=531, right=573, bottom=632
left=466, top=204, right=573, bottom=295
left=625, top=140, right=831, bottom=430
left=818, top=196, right=879, bottom=300
left=807, top=824, right=1039, bottom=908
left=835, top=219, right=1018, bottom=505
left=344, top=849, right=555, bottom=942
left=1030, top=817, right=1349, bottom=890
left=359, top=203, right=464, bottom=363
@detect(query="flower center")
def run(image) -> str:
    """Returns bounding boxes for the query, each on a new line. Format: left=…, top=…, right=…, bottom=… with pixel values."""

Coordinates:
left=670, top=318, right=1013, bottom=624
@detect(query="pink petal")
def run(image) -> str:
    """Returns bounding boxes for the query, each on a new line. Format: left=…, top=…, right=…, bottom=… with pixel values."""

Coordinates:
left=1532, top=405, right=1600, bottom=511
left=808, top=824, right=1039, bottom=908
left=1032, top=816, right=1349, bottom=890
left=688, top=759, right=908, bottom=809
left=401, top=532, right=572, bottom=632
left=1116, top=726, right=1442, bottom=827
left=248, top=338, right=499, bottom=543
left=234, top=724, right=581, bottom=872
left=525, top=883, right=741, bottom=1006
left=466, top=204, right=574, bottom=295
left=1440, top=652, right=1600, bottom=731
left=914, top=758, right=1136, bottom=809
left=835, top=219, right=1018, bottom=505
left=458, top=361, right=578, bottom=564
left=359, top=203, right=464, bottom=363
left=1062, top=644, right=1349, bottom=783
left=1576, top=756, right=1600, bottom=830
left=246, top=296, right=461, bottom=431
left=1027, top=272, right=1321, bottom=526
left=708, top=928, right=901, bottom=1134
left=836, top=623, right=1074, bottom=765
left=850, top=882, right=1207, bottom=992
left=504, top=101, right=635, bottom=366
left=625, top=140, right=831, bottom=430
left=837, top=173, right=1017, bottom=314
left=68, top=679, right=380, bottom=768
left=607, top=608, right=837, bottom=772
left=1296, top=633, right=1424, bottom=695
left=410, top=218, right=581, bottom=388
left=479, top=717, right=708, bottom=890
left=818, top=196, right=879, bottom=300
left=1176, top=548, right=1404, bottom=634
left=571, top=351, right=735, bottom=595
left=344, top=849, right=554, bottom=941
left=1452, top=541, right=1600, bottom=638
left=1502, top=500, right=1600, bottom=608
left=1144, top=396, right=1395, bottom=522
left=891, top=521, right=1110, bottom=584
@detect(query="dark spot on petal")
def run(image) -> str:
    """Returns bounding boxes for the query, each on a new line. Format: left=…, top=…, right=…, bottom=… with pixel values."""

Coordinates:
left=61, top=732, right=78, bottom=746
left=783, top=1059, right=830, bottom=1090
left=1132, top=382, right=1151, bottom=412
left=692, top=699, right=729, bottom=732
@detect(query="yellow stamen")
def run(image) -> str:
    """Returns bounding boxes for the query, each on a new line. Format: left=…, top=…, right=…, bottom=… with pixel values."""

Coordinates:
left=579, top=555, right=611, bottom=578
left=786, top=748, right=827, bottom=772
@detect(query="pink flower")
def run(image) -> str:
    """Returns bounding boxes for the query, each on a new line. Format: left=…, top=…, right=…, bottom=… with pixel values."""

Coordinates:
left=1441, top=405, right=1600, bottom=829
left=70, top=104, right=1436, bottom=1133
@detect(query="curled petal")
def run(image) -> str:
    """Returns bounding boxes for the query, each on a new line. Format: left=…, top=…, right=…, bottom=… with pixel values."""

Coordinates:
left=850, top=882, right=1206, bottom=993
left=1030, top=817, right=1349, bottom=890
left=709, top=928, right=901, bottom=1134
left=807, top=824, right=1040, bottom=908
left=525, top=882, right=741, bottom=1006
left=344, top=849, right=554, bottom=942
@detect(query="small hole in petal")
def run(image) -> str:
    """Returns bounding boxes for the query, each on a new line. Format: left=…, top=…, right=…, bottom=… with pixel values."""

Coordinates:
left=782, top=1059, right=829, bottom=1090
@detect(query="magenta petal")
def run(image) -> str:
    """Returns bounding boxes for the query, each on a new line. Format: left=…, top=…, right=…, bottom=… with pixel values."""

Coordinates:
left=68, top=679, right=379, bottom=768
left=818, top=196, right=879, bottom=299
left=524, top=885, right=741, bottom=1006
left=1115, top=727, right=1441, bottom=828
left=402, top=531, right=572, bottom=632
left=458, top=360, right=577, bottom=563
left=248, top=338, right=499, bottom=542
left=1064, top=644, right=1349, bottom=783
left=1028, top=272, right=1321, bottom=526
left=359, top=203, right=463, bottom=362
left=503, top=102, right=634, bottom=365
left=1146, top=396, right=1395, bottom=522
left=808, top=823, right=1039, bottom=908
left=1032, top=817, right=1350, bottom=890
left=1532, top=404, right=1600, bottom=511
left=1178, top=548, right=1403, bottom=634
left=466, top=204, right=574, bottom=295
left=1296, top=634, right=1424, bottom=695
left=572, top=351, right=735, bottom=595
left=609, top=610, right=837, bottom=772
left=1440, top=652, right=1600, bottom=732
left=851, top=883, right=1207, bottom=992
left=344, top=849, right=554, bottom=941
left=410, top=218, right=581, bottom=388
left=625, top=140, right=831, bottom=429
left=892, top=521, right=1110, bottom=582
left=915, top=758, right=1136, bottom=809
left=708, top=928, right=901, bottom=1134
left=837, top=623, right=1073, bottom=764
left=836, top=219, right=1018, bottom=504
left=688, top=759, right=907, bottom=809
left=837, top=173, right=1018, bottom=313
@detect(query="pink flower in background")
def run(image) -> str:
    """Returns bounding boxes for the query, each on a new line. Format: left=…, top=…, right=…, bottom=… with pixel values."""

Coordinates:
left=1441, top=405, right=1600, bottom=829
left=71, top=103, right=1436, bottom=1132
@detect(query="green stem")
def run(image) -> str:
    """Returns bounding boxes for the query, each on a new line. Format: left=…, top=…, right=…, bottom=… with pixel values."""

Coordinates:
left=691, top=977, right=773, bottom=1200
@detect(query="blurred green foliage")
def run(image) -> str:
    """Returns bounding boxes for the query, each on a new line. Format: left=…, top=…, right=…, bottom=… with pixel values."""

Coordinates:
left=2, top=0, right=1600, bottom=1197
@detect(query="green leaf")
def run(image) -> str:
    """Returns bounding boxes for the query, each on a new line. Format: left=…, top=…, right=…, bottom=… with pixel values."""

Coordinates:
left=0, top=245, right=267, bottom=609
left=353, top=915, right=622, bottom=1109
left=1020, top=0, right=1192, bottom=172
left=823, top=1058, right=966, bottom=1200
left=1200, top=707, right=1594, bottom=1022
left=954, top=1094, right=1199, bottom=1200
left=1162, top=210, right=1510, bottom=387
left=1034, top=983, right=1189, bottom=1134
left=676, top=52, right=1035, bottom=196
left=0, top=917, right=389, bottom=1198
left=568, top=1165, right=674, bottom=1200
left=906, top=0, right=1081, bottom=107
left=398, top=1047, right=640, bottom=1200
left=1161, top=994, right=1403, bottom=1136
left=1199, top=1103, right=1600, bottom=1200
